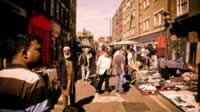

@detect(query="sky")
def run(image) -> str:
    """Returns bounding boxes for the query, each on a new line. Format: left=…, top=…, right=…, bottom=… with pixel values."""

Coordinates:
left=77, top=0, right=122, bottom=39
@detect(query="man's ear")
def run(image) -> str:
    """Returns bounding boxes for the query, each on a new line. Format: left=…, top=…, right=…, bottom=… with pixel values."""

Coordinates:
left=22, top=48, right=28, bottom=59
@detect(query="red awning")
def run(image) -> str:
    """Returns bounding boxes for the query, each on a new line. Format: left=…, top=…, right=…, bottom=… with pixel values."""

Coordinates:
left=28, top=15, right=51, bottom=32
left=28, top=15, right=52, bottom=66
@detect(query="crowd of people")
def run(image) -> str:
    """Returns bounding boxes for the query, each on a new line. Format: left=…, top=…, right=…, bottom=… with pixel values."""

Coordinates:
left=0, top=34, right=171, bottom=112
left=76, top=43, right=159, bottom=95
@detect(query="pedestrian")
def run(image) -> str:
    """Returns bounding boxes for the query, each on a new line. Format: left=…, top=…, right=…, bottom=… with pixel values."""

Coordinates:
left=96, top=48, right=112, bottom=94
left=0, top=34, right=50, bottom=111
left=78, top=48, right=91, bottom=81
left=113, top=48, right=126, bottom=94
left=95, top=45, right=106, bottom=64
left=140, top=45, right=150, bottom=69
left=152, top=44, right=158, bottom=68
left=127, top=49, right=134, bottom=65
left=56, top=46, right=76, bottom=107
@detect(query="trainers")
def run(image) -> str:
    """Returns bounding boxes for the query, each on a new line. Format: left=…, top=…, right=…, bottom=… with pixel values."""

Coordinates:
left=104, top=91, right=110, bottom=95
left=118, top=91, right=126, bottom=94
left=96, top=90, right=103, bottom=94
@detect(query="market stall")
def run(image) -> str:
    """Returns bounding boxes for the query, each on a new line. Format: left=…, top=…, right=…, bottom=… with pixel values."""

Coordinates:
left=159, top=91, right=199, bottom=112
left=128, top=61, right=199, bottom=111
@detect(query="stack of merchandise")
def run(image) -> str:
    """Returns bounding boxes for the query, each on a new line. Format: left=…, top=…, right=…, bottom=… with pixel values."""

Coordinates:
left=160, top=91, right=199, bottom=112
left=159, top=80, right=187, bottom=91
left=147, top=73, right=161, bottom=87
left=138, top=84, right=157, bottom=95
left=134, top=72, right=161, bottom=95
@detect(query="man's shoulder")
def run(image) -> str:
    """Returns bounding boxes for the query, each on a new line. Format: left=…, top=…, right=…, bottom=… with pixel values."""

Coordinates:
left=0, top=68, right=40, bottom=84
left=99, top=54, right=105, bottom=58
left=115, top=54, right=123, bottom=58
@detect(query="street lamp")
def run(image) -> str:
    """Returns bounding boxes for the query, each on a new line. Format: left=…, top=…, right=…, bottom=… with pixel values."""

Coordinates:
left=163, top=11, right=171, bottom=59
left=105, top=17, right=112, bottom=39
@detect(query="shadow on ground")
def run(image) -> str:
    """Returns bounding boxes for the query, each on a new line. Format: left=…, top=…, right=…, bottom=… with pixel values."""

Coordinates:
left=75, top=95, right=95, bottom=112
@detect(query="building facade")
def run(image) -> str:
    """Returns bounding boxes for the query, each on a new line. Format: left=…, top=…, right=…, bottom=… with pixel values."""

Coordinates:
left=171, top=0, right=200, bottom=65
left=112, top=0, right=200, bottom=65
left=112, top=3, right=124, bottom=41
left=77, top=29, right=94, bottom=48
left=112, top=0, right=175, bottom=43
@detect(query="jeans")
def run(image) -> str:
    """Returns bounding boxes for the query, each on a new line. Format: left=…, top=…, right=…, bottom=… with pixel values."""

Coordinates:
left=115, top=73, right=125, bottom=93
left=96, top=74, right=110, bottom=92
left=81, top=65, right=90, bottom=80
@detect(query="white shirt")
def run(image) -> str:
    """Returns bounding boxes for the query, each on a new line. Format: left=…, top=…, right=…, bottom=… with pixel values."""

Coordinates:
left=97, top=54, right=112, bottom=75
left=140, top=48, right=149, bottom=57
left=127, top=52, right=133, bottom=65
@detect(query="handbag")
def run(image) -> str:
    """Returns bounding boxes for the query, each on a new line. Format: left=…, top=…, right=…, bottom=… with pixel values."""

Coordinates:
left=90, top=74, right=100, bottom=88
left=94, top=74, right=100, bottom=88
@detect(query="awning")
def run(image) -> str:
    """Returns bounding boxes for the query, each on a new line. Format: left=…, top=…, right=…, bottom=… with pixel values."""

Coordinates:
left=172, top=13, right=200, bottom=37
left=28, top=15, right=52, bottom=66
left=129, top=30, right=166, bottom=43
left=28, top=15, right=51, bottom=32
left=109, top=40, right=138, bottom=46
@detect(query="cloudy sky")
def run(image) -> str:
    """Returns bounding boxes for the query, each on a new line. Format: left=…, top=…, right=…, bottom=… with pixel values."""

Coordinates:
left=77, top=0, right=121, bottom=39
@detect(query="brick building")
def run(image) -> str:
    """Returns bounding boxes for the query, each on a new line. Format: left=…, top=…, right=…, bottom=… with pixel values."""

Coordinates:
left=112, top=0, right=200, bottom=67
left=112, top=0, right=175, bottom=43
left=77, top=29, right=94, bottom=48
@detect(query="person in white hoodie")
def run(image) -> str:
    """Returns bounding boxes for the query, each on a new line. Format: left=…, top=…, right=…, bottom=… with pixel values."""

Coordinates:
left=96, top=48, right=112, bottom=94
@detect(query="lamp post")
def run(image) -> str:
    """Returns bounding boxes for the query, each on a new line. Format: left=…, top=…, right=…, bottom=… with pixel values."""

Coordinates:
left=105, top=17, right=112, bottom=39
left=163, top=11, right=171, bottom=59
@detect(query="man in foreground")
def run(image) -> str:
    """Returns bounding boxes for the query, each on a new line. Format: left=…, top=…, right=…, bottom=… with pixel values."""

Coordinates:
left=0, top=34, right=50, bottom=112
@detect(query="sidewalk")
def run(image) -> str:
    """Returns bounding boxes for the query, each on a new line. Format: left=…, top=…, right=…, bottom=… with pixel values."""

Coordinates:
left=75, top=76, right=183, bottom=112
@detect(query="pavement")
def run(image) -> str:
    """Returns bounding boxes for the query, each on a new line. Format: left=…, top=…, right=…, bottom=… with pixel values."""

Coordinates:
left=75, top=76, right=183, bottom=112
left=49, top=66, right=183, bottom=112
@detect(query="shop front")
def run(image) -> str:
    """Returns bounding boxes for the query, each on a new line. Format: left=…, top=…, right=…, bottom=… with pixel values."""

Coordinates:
left=130, top=30, right=167, bottom=58
left=172, top=13, right=200, bottom=102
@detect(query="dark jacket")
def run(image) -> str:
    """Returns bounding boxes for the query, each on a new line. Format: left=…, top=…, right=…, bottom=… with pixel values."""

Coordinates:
left=56, top=58, right=67, bottom=89
left=56, top=58, right=76, bottom=105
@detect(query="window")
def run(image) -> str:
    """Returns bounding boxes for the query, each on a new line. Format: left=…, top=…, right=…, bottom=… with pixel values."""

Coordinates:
left=154, top=10, right=163, bottom=27
left=130, top=27, right=135, bottom=35
left=129, top=9, right=135, bottom=29
left=143, top=18, right=150, bottom=32
left=139, top=0, right=143, bottom=11
left=123, top=7, right=126, bottom=12
left=139, top=4, right=142, bottom=11
left=139, top=23, right=142, bottom=33
left=50, top=0, right=54, bottom=16
left=56, top=2, right=60, bottom=20
left=177, top=0, right=189, bottom=16
left=127, top=2, right=130, bottom=7
left=132, top=10, right=135, bottom=16
left=129, top=15, right=134, bottom=29
left=139, top=17, right=143, bottom=33
left=144, top=0, right=150, bottom=9
left=123, top=16, right=130, bottom=25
